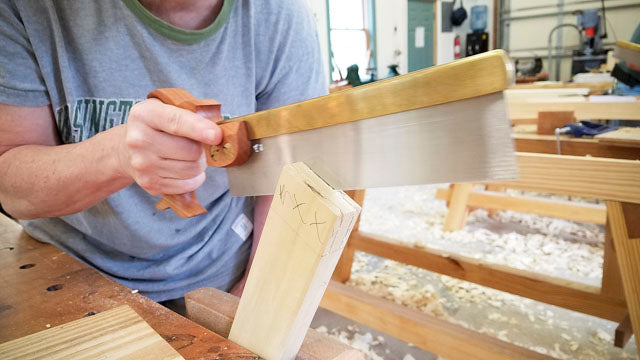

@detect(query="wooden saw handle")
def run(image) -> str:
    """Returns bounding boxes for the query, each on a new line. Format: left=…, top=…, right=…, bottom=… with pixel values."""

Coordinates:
left=147, top=88, right=251, bottom=218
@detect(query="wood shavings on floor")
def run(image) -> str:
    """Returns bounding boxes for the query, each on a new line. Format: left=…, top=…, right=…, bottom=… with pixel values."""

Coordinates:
left=338, top=184, right=638, bottom=360
left=315, top=325, right=386, bottom=360
left=311, top=308, right=436, bottom=360
left=358, top=184, right=604, bottom=285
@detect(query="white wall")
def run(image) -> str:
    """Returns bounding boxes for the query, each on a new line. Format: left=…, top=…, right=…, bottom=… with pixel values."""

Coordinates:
left=375, top=0, right=494, bottom=73
left=307, top=0, right=496, bottom=80
left=438, top=0, right=495, bottom=65
left=374, top=0, right=409, bottom=75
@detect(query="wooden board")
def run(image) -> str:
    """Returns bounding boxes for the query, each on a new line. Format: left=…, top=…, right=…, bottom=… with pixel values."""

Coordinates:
left=0, top=214, right=252, bottom=359
left=321, top=281, right=554, bottom=360
left=504, top=88, right=590, bottom=101
left=596, top=128, right=640, bottom=148
left=442, top=183, right=473, bottom=231
left=493, top=153, right=640, bottom=204
left=508, top=100, right=640, bottom=120
left=185, top=287, right=364, bottom=360
left=332, top=190, right=365, bottom=283
left=513, top=133, right=640, bottom=160
left=229, top=163, right=361, bottom=359
left=435, top=187, right=607, bottom=225
left=0, top=305, right=183, bottom=360
left=606, top=201, right=640, bottom=359
left=222, top=50, right=511, bottom=139
left=601, top=222, right=626, bottom=300
left=511, top=81, right=612, bottom=93
left=615, top=315, right=633, bottom=348
left=537, top=111, right=575, bottom=135
left=351, top=231, right=627, bottom=322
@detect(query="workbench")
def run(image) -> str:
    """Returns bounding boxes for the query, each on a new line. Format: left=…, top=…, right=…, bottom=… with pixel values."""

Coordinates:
left=514, top=133, right=640, bottom=160
left=0, top=213, right=254, bottom=359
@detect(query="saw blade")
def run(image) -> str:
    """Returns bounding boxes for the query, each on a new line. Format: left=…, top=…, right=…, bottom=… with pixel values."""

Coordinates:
left=614, top=40, right=640, bottom=66
left=227, top=92, right=517, bottom=196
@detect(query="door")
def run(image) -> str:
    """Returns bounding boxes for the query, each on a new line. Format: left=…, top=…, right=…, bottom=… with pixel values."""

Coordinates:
left=408, top=0, right=435, bottom=72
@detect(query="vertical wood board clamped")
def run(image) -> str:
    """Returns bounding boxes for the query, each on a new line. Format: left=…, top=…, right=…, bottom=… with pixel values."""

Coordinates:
left=147, top=88, right=251, bottom=218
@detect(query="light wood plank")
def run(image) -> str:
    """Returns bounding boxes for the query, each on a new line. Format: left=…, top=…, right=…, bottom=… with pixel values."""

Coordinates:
left=511, top=82, right=612, bottom=93
left=606, top=201, right=640, bottom=359
left=442, top=183, right=474, bottom=231
left=508, top=100, right=640, bottom=120
left=504, top=88, right=590, bottom=101
left=596, top=128, right=640, bottom=148
left=513, top=133, right=640, bottom=160
left=321, top=281, right=554, bottom=360
left=493, top=153, right=640, bottom=204
left=222, top=50, right=511, bottom=139
left=435, top=187, right=607, bottom=225
left=615, top=315, right=633, bottom=349
left=352, top=231, right=628, bottom=321
left=185, top=287, right=364, bottom=360
left=332, top=190, right=365, bottom=283
left=537, top=111, right=575, bottom=135
left=601, top=222, right=626, bottom=300
left=229, top=162, right=361, bottom=359
left=0, top=305, right=183, bottom=360
left=484, top=184, right=506, bottom=217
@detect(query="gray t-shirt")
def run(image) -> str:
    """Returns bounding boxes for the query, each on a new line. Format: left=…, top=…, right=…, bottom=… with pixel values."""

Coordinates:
left=0, top=0, right=327, bottom=301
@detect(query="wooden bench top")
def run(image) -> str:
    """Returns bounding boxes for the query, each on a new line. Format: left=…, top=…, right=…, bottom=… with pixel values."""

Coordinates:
left=0, top=213, right=254, bottom=359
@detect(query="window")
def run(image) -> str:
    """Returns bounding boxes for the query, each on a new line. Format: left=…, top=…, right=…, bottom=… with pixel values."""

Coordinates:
left=328, top=0, right=374, bottom=82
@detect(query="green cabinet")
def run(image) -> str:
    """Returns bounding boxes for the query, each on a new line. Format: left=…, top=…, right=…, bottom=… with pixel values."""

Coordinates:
left=408, top=0, right=435, bottom=72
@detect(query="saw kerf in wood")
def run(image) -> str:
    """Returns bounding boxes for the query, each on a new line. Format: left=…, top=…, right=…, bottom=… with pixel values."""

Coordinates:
left=149, top=49, right=514, bottom=218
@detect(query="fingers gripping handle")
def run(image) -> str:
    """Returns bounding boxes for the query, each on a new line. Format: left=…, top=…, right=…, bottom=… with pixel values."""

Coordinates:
left=147, top=88, right=251, bottom=218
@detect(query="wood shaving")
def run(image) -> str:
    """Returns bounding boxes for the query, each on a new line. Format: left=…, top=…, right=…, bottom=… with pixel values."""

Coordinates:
left=343, top=184, right=638, bottom=359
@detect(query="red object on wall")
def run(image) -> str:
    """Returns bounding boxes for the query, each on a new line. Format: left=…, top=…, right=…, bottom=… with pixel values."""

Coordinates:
left=454, top=35, right=461, bottom=59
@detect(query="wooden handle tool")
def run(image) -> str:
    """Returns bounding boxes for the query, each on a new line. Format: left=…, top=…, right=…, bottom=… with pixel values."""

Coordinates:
left=147, top=88, right=251, bottom=218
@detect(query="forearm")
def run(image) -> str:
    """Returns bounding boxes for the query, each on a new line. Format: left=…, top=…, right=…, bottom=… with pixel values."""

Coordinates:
left=0, top=125, right=133, bottom=219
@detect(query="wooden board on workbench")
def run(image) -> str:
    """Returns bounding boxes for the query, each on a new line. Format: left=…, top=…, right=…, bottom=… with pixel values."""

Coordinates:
left=513, top=133, right=640, bottom=160
left=508, top=100, right=640, bottom=120
left=0, top=213, right=253, bottom=359
left=511, top=81, right=612, bottom=93
left=229, top=162, right=361, bottom=359
left=0, top=305, right=183, bottom=360
left=185, top=287, right=364, bottom=360
left=494, top=153, right=640, bottom=204
left=596, top=128, right=640, bottom=148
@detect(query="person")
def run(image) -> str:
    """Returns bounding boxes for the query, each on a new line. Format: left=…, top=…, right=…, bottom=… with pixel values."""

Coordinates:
left=0, top=0, right=327, bottom=310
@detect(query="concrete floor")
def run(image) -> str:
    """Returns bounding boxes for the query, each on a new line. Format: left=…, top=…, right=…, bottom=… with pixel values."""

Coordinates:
left=310, top=185, right=638, bottom=360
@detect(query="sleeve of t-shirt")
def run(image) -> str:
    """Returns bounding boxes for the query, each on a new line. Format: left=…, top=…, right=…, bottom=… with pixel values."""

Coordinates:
left=0, top=0, right=50, bottom=106
left=254, top=0, right=328, bottom=111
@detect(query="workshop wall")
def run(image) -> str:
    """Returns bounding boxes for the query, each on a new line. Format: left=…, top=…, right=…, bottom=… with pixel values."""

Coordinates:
left=504, top=0, right=640, bottom=82
left=374, top=0, right=495, bottom=74
left=307, top=0, right=495, bottom=82
left=437, top=0, right=495, bottom=65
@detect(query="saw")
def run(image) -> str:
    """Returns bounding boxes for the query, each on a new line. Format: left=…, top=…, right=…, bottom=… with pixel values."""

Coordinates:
left=614, top=40, right=640, bottom=66
left=149, top=50, right=518, bottom=218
